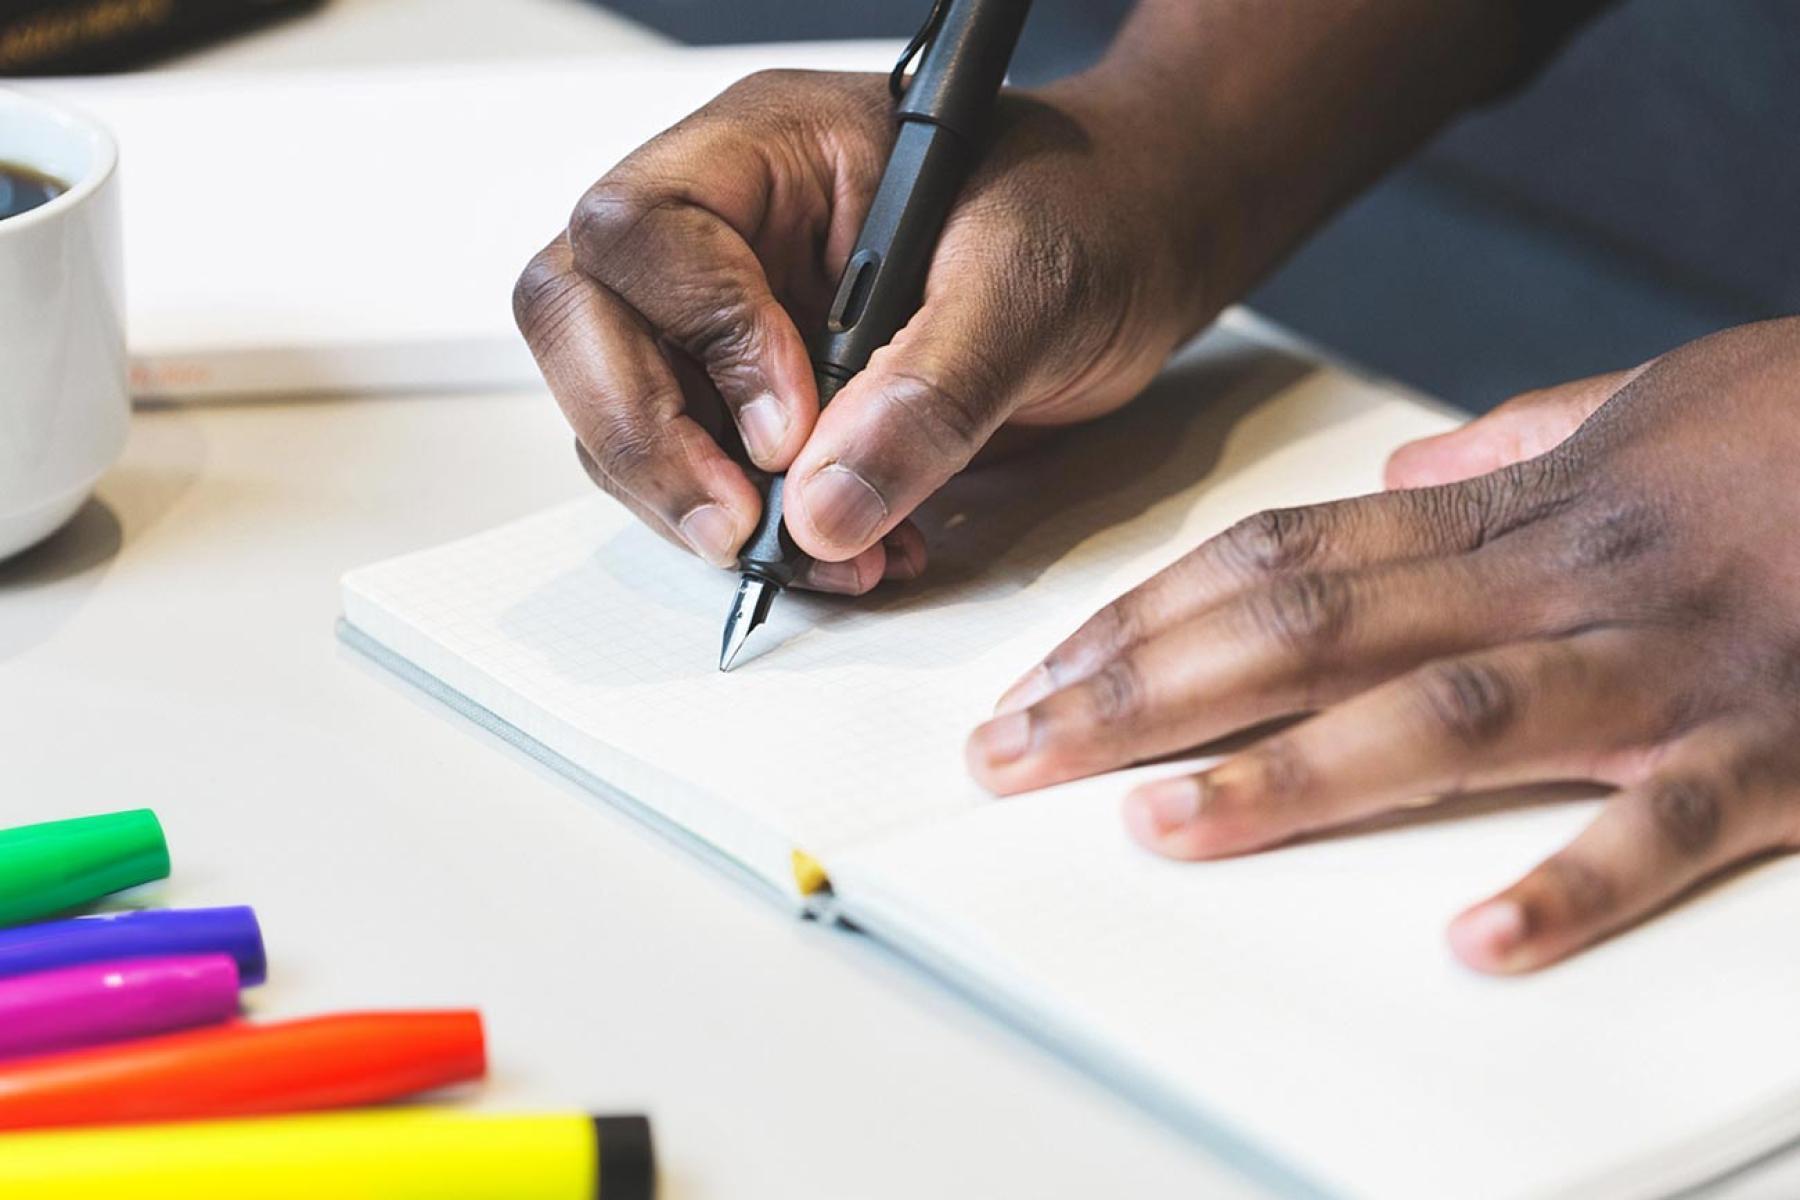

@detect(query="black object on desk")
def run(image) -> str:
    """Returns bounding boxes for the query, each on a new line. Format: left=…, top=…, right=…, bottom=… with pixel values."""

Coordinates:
left=590, top=0, right=1124, bottom=87
left=0, top=0, right=325, bottom=75
left=719, top=0, right=1034, bottom=670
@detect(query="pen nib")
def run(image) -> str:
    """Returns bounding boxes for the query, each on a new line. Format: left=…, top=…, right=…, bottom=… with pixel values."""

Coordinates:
left=719, top=574, right=777, bottom=672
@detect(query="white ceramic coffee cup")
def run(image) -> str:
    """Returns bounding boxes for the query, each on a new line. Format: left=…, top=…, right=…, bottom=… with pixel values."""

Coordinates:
left=0, top=89, right=126, bottom=560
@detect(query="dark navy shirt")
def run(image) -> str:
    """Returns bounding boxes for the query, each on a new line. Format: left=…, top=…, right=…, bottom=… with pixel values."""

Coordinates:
left=602, top=0, right=1794, bottom=401
left=1464, top=0, right=1797, bottom=317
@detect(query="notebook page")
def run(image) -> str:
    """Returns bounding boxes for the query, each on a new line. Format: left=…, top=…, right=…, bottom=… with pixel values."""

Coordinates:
left=828, top=774, right=1800, bottom=1200
left=342, top=320, right=1458, bottom=895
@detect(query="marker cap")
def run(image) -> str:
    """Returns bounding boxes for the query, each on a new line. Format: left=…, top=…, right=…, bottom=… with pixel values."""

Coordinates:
left=0, top=907, right=268, bottom=986
left=0, top=1109, right=653, bottom=1199
left=0, top=811, right=171, bottom=928
left=595, top=1115, right=656, bottom=1200
left=0, top=954, right=241, bottom=1060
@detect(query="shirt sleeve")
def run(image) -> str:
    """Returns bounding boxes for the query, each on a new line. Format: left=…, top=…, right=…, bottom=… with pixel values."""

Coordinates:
left=1501, top=0, right=1621, bottom=92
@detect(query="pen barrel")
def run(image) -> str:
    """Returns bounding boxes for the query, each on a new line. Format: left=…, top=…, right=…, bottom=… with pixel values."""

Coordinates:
left=809, top=120, right=972, bottom=379
left=737, top=0, right=1028, bottom=586
left=897, top=0, right=1034, bottom=140
left=809, top=0, right=1033, bottom=379
left=760, top=123, right=973, bottom=582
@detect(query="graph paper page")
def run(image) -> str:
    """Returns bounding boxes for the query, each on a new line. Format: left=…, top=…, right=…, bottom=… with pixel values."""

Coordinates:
left=341, top=321, right=1457, bottom=894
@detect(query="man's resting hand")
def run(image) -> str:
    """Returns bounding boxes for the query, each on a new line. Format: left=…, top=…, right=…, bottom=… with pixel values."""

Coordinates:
left=970, top=318, right=1800, bottom=975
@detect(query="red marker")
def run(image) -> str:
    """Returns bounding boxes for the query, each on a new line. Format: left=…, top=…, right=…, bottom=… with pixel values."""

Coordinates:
left=0, top=1010, right=484, bottom=1130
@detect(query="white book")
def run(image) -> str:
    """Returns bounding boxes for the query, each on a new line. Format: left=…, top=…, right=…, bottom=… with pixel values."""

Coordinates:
left=339, top=317, right=1800, bottom=1199
left=25, top=44, right=901, bottom=401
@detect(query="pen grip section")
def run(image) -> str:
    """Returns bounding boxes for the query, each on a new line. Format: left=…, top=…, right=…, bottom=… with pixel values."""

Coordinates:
left=734, top=366, right=848, bottom=585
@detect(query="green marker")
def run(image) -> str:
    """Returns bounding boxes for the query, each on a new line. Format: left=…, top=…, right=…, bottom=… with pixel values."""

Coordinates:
left=0, top=810, right=170, bottom=928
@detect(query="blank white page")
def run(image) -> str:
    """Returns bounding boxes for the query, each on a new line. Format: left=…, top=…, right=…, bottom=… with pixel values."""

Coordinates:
left=341, top=318, right=1457, bottom=896
left=830, top=770, right=1800, bottom=1200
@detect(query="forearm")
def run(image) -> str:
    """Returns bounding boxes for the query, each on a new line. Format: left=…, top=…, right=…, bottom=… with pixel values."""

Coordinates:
left=1048, top=0, right=1608, bottom=327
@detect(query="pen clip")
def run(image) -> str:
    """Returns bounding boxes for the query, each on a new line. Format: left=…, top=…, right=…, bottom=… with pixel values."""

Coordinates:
left=889, top=0, right=951, bottom=103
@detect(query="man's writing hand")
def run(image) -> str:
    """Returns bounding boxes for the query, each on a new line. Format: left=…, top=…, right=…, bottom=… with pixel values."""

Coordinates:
left=514, top=70, right=1206, bottom=592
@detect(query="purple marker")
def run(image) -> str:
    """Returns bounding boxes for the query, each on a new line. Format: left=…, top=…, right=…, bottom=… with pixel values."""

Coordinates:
left=0, top=954, right=241, bottom=1060
left=0, top=907, right=266, bottom=986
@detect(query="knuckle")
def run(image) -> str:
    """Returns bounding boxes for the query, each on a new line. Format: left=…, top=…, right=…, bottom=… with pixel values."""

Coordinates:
left=512, top=250, right=582, bottom=343
left=873, top=365, right=1002, bottom=460
left=1457, top=475, right=1514, bottom=546
left=1413, top=659, right=1519, bottom=746
left=1247, top=571, right=1353, bottom=659
left=574, top=441, right=631, bottom=504
left=1246, top=739, right=1313, bottom=808
left=1761, top=642, right=1800, bottom=701
left=1477, top=453, right=1583, bottom=544
left=734, top=67, right=801, bottom=94
left=1080, top=658, right=1145, bottom=727
left=569, top=181, right=648, bottom=262
left=587, top=406, right=666, bottom=485
left=1564, top=501, right=1667, bottom=570
left=569, top=185, right=704, bottom=301
left=1537, top=854, right=1617, bottom=923
left=679, top=295, right=764, bottom=372
left=1651, top=687, right=1715, bottom=743
left=1054, top=600, right=1140, bottom=680
left=1399, top=485, right=1493, bottom=552
left=1644, top=777, right=1724, bottom=857
left=574, top=182, right=763, bottom=370
left=573, top=440, right=604, bottom=487
left=1220, top=508, right=1323, bottom=577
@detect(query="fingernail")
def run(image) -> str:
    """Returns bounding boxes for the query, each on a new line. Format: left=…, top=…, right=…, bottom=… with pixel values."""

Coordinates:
left=1136, top=776, right=1203, bottom=835
left=1451, top=900, right=1527, bottom=968
left=679, top=504, right=739, bottom=567
left=882, top=533, right=923, bottom=581
left=996, top=664, right=1055, bottom=715
left=807, top=558, right=863, bottom=593
left=972, top=711, right=1032, bottom=768
left=883, top=552, right=921, bottom=582
left=737, top=394, right=789, bottom=464
left=803, top=464, right=887, bottom=549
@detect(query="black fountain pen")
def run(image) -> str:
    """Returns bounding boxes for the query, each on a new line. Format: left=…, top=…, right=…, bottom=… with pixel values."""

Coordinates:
left=719, top=0, right=1035, bottom=671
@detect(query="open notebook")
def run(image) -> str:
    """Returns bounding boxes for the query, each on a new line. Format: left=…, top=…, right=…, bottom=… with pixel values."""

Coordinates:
left=340, top=318, right=1800, bottom=1199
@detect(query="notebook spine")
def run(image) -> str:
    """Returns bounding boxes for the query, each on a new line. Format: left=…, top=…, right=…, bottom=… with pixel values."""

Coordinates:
left=0, top=0, right=323, bottom=75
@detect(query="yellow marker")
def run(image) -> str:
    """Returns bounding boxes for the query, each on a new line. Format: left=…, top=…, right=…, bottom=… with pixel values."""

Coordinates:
left=0, top=1108, right=654, bottom=1199
left=791, top=849, right=830, bottom=895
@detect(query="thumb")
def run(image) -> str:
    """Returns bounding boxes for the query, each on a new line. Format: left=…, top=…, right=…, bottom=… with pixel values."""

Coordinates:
left=1385, top=365, right=1648, bottom=490
left=782, top=286, right=1041, bottom=562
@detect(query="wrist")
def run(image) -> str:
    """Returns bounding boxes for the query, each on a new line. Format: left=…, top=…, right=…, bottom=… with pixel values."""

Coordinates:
left=1024, top=72, right=1228, bottom=342
left=1040, top=0, right=1527, bottom=325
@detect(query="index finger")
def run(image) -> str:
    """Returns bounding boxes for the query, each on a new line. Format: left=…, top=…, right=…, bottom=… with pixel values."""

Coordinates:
left=514, top=237, right=761, bottom=567
left=997, top=466, right=1575, bottom=713
left=567, top=102, right=833, bottom=472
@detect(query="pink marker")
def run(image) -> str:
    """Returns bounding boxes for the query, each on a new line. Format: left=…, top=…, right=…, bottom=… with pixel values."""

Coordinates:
left=0, top=954, right=240, bottom=1060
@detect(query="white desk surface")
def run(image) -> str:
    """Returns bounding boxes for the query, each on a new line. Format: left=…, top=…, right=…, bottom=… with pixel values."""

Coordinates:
left=2, top=2, right=1793, bottom=1196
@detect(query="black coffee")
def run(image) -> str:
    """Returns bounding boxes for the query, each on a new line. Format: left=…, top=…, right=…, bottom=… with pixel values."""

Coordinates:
left=0, top=160, right=65, bottom=221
